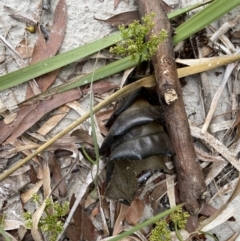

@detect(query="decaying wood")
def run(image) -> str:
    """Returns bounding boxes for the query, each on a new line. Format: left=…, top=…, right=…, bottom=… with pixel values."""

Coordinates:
left=136, top=0, right=207, bottom=214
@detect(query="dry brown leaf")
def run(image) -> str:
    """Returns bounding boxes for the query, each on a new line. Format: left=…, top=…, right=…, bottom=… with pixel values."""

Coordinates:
left=67, top=195, right=99, bottom=241
left=26, top=132, right=48, bottom=142
left=42, top=160, right=52, bottom=199
left=185, top=214, right=198, bottom=233
left=21, top=180, right=43, bottom=203
left=200, top=204, right=217, bottom=217
left=96, top=108, right=114, bottom=122
left=15, top=39, right=33, bottom=59
left=8, top=165, right=31, bottom=176
left=82, top=79, right=119, bottom=95
left=96, top=115, right=108, bottom=136
left=66, top=224, right=81, bottom=241
left=118, top=236, right=141, bottom=241
left=149, top=181, right=167, bottom=214
left=3, top=219, right=25, bottom=231
left=27, top=164, right=39, bottom=183
left=31, top=162, right=52, bottom=240
left=3, top=112, right=17, bottom=124
left=48, top=153, right=67, bottom=197
left=31, top=188, right=52, bottom=241
left=26, top=0, right=67, bottom=98
left=31, top=201, right=47, bottom=241
left=113, top=203, right=130, bottom=235
left=71, top=129, right=94, bottom=145
left=37, top=105, right=70, bottom=135
left=0, top=104, right=36, bottom=144
left=114, top=0, right=122, bottom=10
left=120, top=67, right=135, bottom=88
left=9, top=138, right=42, bottom=168
left=125, top=198, right=145, bottom=225
left=94, top=11, right=140, bottom=27
left=18, top=225, right=27, bottom=240
left=0, top=89, right=81, bottom=144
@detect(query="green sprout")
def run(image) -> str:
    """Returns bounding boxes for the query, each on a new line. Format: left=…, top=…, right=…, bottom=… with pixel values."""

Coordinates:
left=150, top=207, right=190, bottom=241
left=110, top=12, right=168, bottom=64
left=23, top=196, right=69, bottom=241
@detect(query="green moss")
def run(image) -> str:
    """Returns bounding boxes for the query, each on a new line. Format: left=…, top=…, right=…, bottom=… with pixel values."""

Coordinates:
left=110, top=12, right=168, bottom=64
left=149, top=207, right=190, bottom=241
left=23, top=196, right=69, bottom=241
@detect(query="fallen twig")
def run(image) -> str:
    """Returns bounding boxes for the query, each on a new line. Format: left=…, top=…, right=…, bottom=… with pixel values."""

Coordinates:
left=136, top=0, right=207, bottom=214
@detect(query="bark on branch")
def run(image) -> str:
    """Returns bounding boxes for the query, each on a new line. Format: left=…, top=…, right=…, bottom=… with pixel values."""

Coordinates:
left=136, top=0, right=207, bottom=214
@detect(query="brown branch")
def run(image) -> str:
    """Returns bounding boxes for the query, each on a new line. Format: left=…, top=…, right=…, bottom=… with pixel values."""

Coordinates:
left=136, top=0, right=207, bottom=214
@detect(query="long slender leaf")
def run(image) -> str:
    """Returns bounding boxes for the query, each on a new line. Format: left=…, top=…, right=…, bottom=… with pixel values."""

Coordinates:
left=23, top=55, right=137, bottom=104
left=173, top=0, right=240, bottom=45
left=167, top=0, right=214, bottom=19
left=0, top=32, right=123, bottom=91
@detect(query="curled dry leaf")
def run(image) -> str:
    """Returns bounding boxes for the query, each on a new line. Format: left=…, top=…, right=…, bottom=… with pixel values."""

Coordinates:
left=94, top=11, right=140, bottom=27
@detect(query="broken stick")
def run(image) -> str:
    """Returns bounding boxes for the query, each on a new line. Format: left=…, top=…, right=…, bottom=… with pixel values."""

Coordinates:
left=136, top=0, right=207, bottom=214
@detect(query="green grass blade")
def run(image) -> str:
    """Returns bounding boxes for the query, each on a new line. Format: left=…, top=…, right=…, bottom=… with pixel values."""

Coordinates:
left=0, top=227, right=11, bottom=241
left=0, top=31, right=123, bottom=91
left=167, top=0, right=214, bottom=19
left=24, top=55, right=137, bottom=103
left=173, top=0, right=240, bottom=45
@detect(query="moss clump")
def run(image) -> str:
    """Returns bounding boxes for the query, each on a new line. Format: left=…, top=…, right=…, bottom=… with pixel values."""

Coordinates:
left=150, top=208, right=190, bottom=241
left=23, top=195, right=69, bottom=241
left=110, top=12, right=168, bottom=63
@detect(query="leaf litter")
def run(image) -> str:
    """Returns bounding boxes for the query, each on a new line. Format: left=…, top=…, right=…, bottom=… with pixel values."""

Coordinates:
left=0, top=0, right=240, bottom=240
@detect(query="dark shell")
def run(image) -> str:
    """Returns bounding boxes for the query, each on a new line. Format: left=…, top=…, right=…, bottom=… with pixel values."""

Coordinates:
left=109, top=123, right=173, bottom=160
left=100, top=100, right=164, bottom=153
